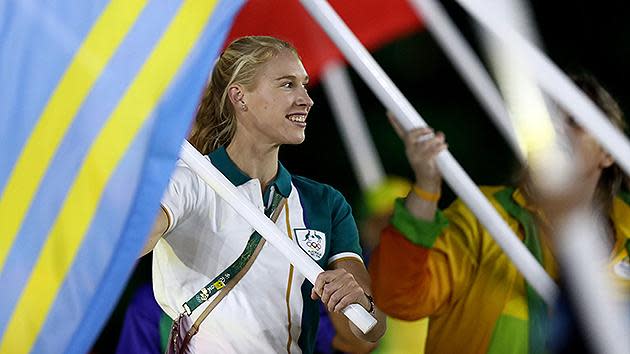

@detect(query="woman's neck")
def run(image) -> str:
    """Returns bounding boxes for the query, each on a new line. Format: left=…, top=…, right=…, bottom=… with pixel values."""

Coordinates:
left=522, top=168, right=601, bottom=205
left=226, top=134, right=280, bottom=191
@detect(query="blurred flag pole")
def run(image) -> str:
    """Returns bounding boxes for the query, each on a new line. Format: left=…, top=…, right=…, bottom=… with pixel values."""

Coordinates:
left=455, top=1, right=630, bottom=353
left=408, top=0, right=525, bottom=162
left=321, top=62, right=386, bottom=191
left=321, top=38, right=428, bottom=354
left=454, top=0, right=630, bottom=177
left=473, top=0, right=568, bottom=187
left=556, top=208, right=630, bottom=354
left=299, top=0, right=558, bottom=305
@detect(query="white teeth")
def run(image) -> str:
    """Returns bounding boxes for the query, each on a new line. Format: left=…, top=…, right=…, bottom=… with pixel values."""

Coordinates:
left=287, top=114, right=306, bottom=123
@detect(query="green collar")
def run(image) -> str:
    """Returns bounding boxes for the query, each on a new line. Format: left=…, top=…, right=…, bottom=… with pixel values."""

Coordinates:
left=493, top=187, right=545, bottom=269
left=208, top=146, right=292, bottom=198
left=493, top=187, right=548, bottom=354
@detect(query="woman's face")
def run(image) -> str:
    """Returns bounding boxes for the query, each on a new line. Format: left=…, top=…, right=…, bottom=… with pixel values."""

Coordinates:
left=239, top=50, right=314, bottom=146
left=563, top=115, right=614, bottom=180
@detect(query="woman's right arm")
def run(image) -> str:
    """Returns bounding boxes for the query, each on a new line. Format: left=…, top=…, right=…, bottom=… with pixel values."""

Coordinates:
left=369, top=114, right=479, bottom=319
left=140, top=207, right=169, bottom=257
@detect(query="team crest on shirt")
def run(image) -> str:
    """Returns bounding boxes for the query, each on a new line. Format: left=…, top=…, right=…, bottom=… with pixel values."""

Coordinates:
left=294, top=229, right=326, bottom=261
left=613, top=256, right=630, bottom=280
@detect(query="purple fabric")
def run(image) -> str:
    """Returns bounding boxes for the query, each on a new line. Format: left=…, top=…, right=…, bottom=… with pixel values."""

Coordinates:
left=315, top=302, right=335, bottom=354
left=115, top=284, right=162, bottom=354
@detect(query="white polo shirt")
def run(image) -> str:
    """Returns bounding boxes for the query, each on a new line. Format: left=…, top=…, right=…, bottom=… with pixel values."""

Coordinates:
left=153, top=146, right=363, bottom=353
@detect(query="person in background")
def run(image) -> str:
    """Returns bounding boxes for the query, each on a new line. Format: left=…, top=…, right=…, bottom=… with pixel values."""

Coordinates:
left=369, top=74, right=630, bottom=354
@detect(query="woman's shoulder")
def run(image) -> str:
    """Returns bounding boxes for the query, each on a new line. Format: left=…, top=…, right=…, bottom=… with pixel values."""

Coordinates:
left=445, top=185, right=515, bottom=221
left=479, top=185, right=513, bottom=197
left=166, top=160, right=217, bottom=200
left=169, top=160, right=203, bottom=185
left=291, top=175, right=334, bottom=192
left=291, top=175, right=348, bottom=205
left=449, top=185, right=513, bottom=207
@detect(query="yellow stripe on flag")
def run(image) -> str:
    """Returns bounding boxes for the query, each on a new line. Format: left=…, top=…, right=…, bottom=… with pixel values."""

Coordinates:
left=0, top=1, right=218, bottom=353
left=0, top=0, right=148, bottom=273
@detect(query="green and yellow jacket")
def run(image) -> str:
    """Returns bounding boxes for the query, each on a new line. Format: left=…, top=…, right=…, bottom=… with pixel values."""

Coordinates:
left=370, top=186, right=630, bottom=354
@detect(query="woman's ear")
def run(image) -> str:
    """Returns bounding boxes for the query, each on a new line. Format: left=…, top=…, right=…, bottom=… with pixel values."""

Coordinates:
left=600, top=151, right=614, bottom=169
left=228, top=85, right=249, bottom=112
left=228, top=85, right=246, bottom=110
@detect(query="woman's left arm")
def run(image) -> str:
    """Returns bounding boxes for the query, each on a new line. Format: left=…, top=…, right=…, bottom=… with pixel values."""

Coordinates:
left=311, top=259, right=387, bottom=342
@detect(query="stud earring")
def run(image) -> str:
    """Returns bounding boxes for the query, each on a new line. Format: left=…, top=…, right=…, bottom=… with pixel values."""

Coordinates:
left=240, top=101, right=247, bottom=111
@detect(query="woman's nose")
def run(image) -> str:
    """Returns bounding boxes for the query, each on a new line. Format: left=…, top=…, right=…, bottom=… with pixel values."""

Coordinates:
left=296, top=88, right=314, bottom=110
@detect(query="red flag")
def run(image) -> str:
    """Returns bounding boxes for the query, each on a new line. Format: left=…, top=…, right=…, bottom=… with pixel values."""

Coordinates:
left=226, top=0, right=423, bottom=84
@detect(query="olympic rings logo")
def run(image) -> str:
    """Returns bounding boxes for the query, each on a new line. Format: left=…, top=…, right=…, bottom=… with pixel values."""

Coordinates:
left=306, top=240, right=321, bottom=250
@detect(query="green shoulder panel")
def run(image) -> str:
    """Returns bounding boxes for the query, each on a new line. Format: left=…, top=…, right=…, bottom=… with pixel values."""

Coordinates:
left=492, top=186, right=548, bottom=354
left=291, top=175, right=362, bottom=261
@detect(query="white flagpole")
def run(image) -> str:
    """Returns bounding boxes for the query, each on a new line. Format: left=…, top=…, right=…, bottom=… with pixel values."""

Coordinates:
left=178, top=141, right=377, bottom=334
left=321, top=62, right=385, bottom=191
left=461, top=1, right=630, bottom=352
left=555, top=209, right=630, bottom=354
left=409, top=0, right=525, bottom=162
left=299, top=0, right=558, bottom=305
left=454, top=0, right=630, bottom=177
left=473, top=0, right=571, bottom=189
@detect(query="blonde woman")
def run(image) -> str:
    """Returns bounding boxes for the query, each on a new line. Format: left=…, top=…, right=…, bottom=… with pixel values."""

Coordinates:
left=142, top=36, right=385, bottom=353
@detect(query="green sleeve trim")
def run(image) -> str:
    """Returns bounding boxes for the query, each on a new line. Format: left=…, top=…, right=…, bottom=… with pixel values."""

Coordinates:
left=619, top=189, right=630, bottom=206
left=390, top=198, right=449, bottom=248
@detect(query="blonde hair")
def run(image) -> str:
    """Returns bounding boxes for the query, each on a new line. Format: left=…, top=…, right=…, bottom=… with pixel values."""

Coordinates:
left=189, top=36, right=298, bottom=154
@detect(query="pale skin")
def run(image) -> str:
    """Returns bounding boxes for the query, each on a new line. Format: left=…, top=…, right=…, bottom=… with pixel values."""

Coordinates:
left=530, top=114, right=614, bottom=220
left=387, top=112, right=447, bottom=221
left=328, top=311, right=378, bottom=353
left=143, top=49, right=385, bottom=342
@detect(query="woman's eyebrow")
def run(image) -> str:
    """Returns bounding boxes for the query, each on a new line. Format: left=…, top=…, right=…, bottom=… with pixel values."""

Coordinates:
left=275, top=75, right=296, bottom=81
left=275, top=74, right=309, bottom=82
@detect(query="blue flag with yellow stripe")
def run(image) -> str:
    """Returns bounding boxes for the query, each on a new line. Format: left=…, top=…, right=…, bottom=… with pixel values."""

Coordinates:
left=0, top=1, right=245, bottom=353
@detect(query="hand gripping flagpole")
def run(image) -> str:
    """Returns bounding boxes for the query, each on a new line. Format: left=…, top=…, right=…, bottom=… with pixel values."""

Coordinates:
left=409, top=0, right=525, bottom=162
left=179, top=141, right=377, bottom=334
left=299, top=0, right=558, bottom=304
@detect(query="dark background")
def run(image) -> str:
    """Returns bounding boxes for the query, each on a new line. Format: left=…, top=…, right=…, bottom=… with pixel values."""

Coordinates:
left=281, top=0, right=630, bottom=205
left=94, top=1, right=630, bottom=352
